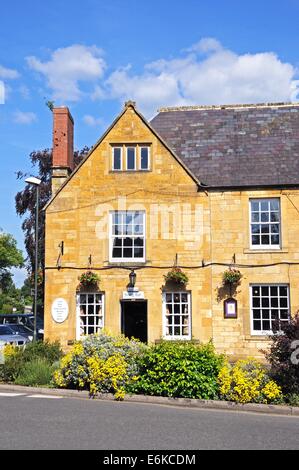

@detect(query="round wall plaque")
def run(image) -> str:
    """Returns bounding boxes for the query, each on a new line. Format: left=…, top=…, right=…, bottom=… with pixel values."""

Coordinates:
left=51, top=298, right=69, bottom=323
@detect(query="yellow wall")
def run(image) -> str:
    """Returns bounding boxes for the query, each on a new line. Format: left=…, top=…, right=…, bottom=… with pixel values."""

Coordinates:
left=44, top=104, right=299, bottom=359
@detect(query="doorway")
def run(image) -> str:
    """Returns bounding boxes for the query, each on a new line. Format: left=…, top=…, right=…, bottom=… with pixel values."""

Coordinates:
left=121, top=300, right=147, bottom=343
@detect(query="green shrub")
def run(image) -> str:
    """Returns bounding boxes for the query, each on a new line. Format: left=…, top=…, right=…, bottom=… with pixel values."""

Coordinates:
left=128, top=341, right=224, bottom=399
left=0, top=340, right=63, bottom=383
left=15, top=358, right=58, bottom=387
left=53, top=332, right=147, bottom=399
left=285, top=393, right=299, bottom=406
left=218, top=358, right=282, bottom=404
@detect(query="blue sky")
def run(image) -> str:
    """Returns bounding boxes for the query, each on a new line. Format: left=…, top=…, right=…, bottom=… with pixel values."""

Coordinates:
left=0, top=0, right=298, bottom=286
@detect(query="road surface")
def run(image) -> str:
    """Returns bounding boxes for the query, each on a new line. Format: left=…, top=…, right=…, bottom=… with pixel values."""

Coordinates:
left=0, top=391, right=298, bottom=450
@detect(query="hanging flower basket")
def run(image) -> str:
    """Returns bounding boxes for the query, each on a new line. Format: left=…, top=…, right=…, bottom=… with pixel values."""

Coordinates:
left=77, top=271, right=101, bottom=291
left=222, top=268, right=242, bottom=286
left=164, top=267, right=189, bottom=286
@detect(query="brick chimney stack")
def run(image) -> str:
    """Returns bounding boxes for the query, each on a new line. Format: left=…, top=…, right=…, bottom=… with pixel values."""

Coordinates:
left=52, top=107, right=74, bottom=195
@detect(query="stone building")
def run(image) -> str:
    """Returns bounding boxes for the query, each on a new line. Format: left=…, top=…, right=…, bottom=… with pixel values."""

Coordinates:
left=44, top=101, right=299, bottom=359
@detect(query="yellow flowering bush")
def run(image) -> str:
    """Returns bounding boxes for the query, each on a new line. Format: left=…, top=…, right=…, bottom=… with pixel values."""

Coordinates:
left=53, top=332, right=146, bottom=399
left=218, top=358, right=282, bottom=404
left=3, top=344, right=17, bottom=359
left=87, top=354, right=128, bottom=400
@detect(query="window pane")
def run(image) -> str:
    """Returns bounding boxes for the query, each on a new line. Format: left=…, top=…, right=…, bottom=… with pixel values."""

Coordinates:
left=112, top=247, right=122, bottom=258
left=261, top=212, right=269, bottom=222
left=270, top=199, right=279, bottom=211
left=261, top=201, right=269, bottom=211
left=271, top=224, right=279, bottom=234
left=252, top=224, right=260, bottom=234
left=123, top=247, right=133, bottom=258
left=113, top=148, right=121, bottom=170
left=261, top=286, right=269, bottom=296
left=271, top=212, right=280, bottom=222
left=252, top=286, right=260, bottom=296
left=127, top=147, right=136, bottom=170
left=271, top=310, right=279, bottom=320
left=270, top=286, right=278, bottom=296
left=113, top=212, right=122, bottom=225
left=124, top=237, right=133, bottom=247
left=251, top=212, right=260, bottom=222
left=261, top=225, right=269, bottom=234
left=280, top=298, right=288, bottom=308
left=261, top=235, right=270, bottom=245
left=113, top=237, right=122, bottom=247
left=251, top=201, right=259, bottom=212
left=253, top=310, right=261, bottom=319
left=253, top=320, right=261, bottom=331
left=134, top=247, right=143, bottom=258
left=262, top=310, right=270, bottom=319
left=280, top=310, right=289, bottom=319
left=134, top=237, right=144, bottom=247
left=271, top=235, right=279, bottom=245
left=252, top=235, right=260, bottom=245
left=140, top=147, right=149, bottom=169
left=279, top=286, right=288, bottom=297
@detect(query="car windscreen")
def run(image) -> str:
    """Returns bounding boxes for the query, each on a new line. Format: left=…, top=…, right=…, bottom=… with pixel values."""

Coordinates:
left=0, top=326, right=14, bottom=335
left=6, top=324, right=31, bottom=334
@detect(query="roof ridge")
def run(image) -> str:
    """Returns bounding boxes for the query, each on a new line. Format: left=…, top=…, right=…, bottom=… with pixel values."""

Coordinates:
left=158, top=102, right=299, bottom=112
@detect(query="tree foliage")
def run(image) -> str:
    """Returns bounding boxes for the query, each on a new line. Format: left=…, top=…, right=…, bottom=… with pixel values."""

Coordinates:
left=0, top=231, right=23, bottom=273
left=15, top=147, right=89, bottom=273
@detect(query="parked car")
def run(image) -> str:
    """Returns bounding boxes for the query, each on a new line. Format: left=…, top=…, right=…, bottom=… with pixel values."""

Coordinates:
left=4, top=324, right=34, bottom=341
left=0, top=314, right=44, bottom=340
left=0, top=325, right=30, bottom=346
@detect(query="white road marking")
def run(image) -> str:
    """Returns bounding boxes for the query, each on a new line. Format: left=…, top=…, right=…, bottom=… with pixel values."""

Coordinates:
left=0, top=392, right=25, bottom=397
left=26, top=394, right=63, bottom=399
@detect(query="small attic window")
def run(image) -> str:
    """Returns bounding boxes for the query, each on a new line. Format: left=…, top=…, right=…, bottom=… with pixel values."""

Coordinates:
left=111, top=144, right=151, bottom=172
left=112, top=147, right=122, bottom=171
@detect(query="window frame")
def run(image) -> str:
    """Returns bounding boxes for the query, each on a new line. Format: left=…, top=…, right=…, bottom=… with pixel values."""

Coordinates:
left=109, top=210, right=146, bottom=262
left=76, top=292, right=105, bottom=340
left=162, top=291, right=192, bottom=340
left=112, top=146, right=123, bottom=171
left=139, top=146, right=150, bottom=171
left=249, top=198, right=281, bottom=250
left=126, top=146, right=136, bottom=171
left=250, top=284, right=290, bottom=336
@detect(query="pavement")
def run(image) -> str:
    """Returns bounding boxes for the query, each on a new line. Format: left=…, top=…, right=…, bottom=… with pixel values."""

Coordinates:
left=0, top=390, right=299, bottom=450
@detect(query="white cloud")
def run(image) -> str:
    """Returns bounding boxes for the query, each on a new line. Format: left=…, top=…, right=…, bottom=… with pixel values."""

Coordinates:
left=25, top=39, right=299, bottom=116
left=26, top=45, right=106, bottom=102
left=83, top=114, right=103, bottom=127
left=104, top=37, right=299, bottom=116
left=105, top=66, right=188, bottom=117
left=13, top=111, right=37, bottom=124
left=0, top=65, right=19, bottom=79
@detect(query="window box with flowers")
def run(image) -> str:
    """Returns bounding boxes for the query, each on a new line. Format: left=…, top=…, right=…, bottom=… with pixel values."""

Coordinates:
left=77, top=271, right=101, bottom=291
left=164, top=267, right=189, bottom=287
